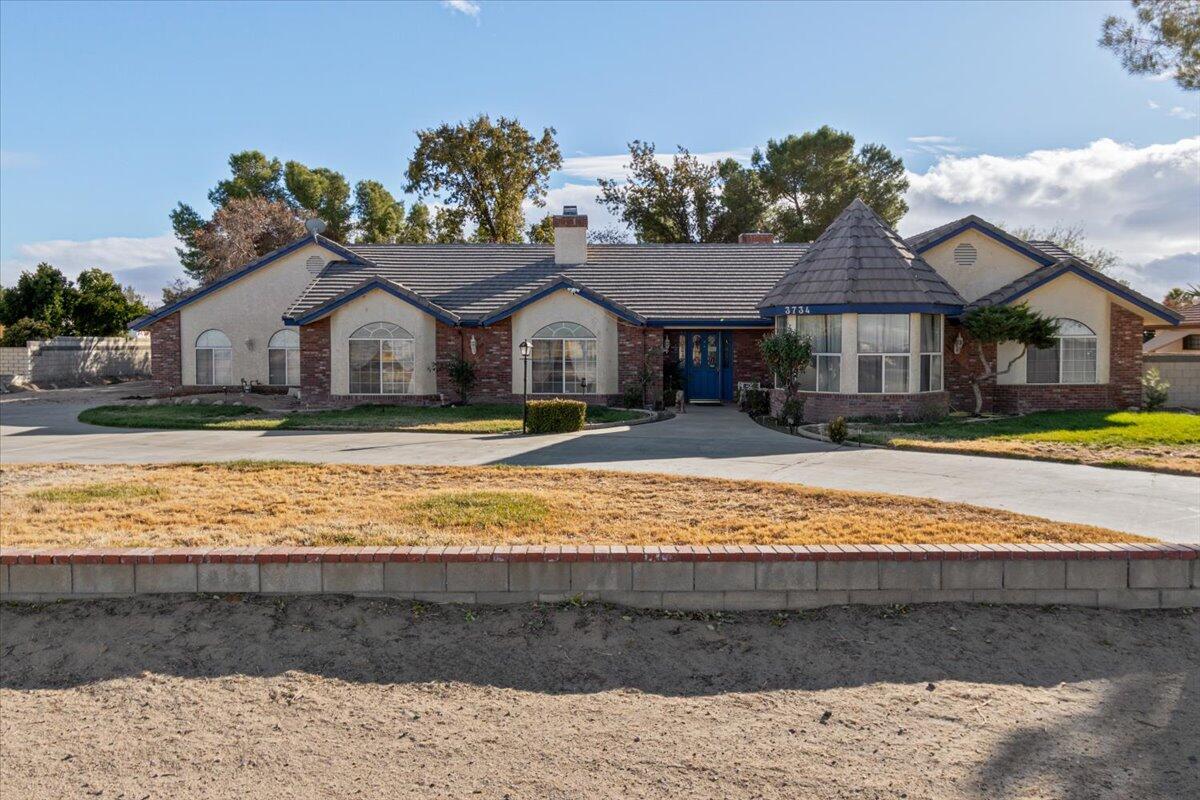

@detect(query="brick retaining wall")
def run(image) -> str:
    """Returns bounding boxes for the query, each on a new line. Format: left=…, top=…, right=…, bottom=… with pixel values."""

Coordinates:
left=2, top=544, right=1195, bottom=610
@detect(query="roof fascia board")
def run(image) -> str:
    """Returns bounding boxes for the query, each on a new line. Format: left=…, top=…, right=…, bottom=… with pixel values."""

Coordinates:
left=759, top=303, right=964, bottom=317
left=982, top=263, right=1181, bottom=325
left=911, top=220, right=1054, bottom=267
left=287, top=278, right=460, bottom=327
left=478, top=279, right=645, bottom=327
left=130, top=236, right=359, bottom=331
left=650, top=318, right=774, bottom=328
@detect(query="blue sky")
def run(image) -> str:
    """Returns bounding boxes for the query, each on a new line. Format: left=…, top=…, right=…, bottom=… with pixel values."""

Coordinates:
left=1, top=0, right=1197, bottom=300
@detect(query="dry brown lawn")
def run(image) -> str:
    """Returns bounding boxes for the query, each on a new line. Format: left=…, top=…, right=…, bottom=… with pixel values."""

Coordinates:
left=0, top=462, right=1144, bottom=548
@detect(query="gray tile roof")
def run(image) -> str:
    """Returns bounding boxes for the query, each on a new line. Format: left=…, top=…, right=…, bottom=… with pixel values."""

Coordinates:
left=966, top=256, right=1181, bottom=324
left=285, top=242, right=810, bottom=325
left=759, top=199, right=965, bottom=311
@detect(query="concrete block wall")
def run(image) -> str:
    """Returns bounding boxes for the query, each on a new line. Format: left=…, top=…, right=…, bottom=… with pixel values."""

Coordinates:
left=1144, top=354, right=1200, bottom=409
left=1, top=336, right=149, bottom=385
left=2, top=544, right=1197, bottom=610
left=0, top=347, right=31, bottom=378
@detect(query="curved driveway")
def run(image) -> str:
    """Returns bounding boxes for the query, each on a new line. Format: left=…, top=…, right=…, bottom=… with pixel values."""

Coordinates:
left=2, top=387, right=1197, bottom=542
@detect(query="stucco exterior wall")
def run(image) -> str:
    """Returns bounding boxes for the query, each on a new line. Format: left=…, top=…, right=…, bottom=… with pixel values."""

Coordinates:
left=327, top=290, right=438, bottom=396
left=178, top=243, right=331, bottom=386
left=509, top=290, right=619, bottom=395
left=996, top=272, right=1111, bottom=385
left=920, top=229, right=1041, bottom=304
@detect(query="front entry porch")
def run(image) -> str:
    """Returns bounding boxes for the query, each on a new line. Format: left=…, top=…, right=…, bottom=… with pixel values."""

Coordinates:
left=673, top=331, right=735, bottom=403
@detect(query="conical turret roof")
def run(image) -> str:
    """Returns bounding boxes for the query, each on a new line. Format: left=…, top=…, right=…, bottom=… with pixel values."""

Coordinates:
left=759, top=198, right=965, bottom=313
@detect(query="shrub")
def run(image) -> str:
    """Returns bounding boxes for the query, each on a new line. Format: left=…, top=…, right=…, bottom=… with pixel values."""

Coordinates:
left=827, top=416, right=848, bottom=444
left=525, top=398, right=587, bottom=434
left=779, top=397, right=805, bottom=430
left=742, top=387, right=771, bottom=418
left=1142, top=368, right=1170, bottom=410
left=443, top=354, right=477, bottom=404
left=0, top=317, right=53, bottom=347
left=622, top=384, right=644, bottom=409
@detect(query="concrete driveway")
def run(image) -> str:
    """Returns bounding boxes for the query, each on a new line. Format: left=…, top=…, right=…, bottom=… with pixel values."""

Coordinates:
left=2, top=385, right=1197, bottom=543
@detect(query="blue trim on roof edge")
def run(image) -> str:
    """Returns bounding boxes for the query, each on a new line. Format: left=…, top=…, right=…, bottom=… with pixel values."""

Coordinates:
left=130, top=236, right=361, bottom=331
left=975, top=263, right=1181, bottom=325
left=649, top=318, right=773, bottom=328
left=911, top=220, right=1054, bottom=267
left=759, top=303, right=964, bottom=317
left=477, top=281, right=645, bottom=327
left=286, top=279, right=459, bottom=327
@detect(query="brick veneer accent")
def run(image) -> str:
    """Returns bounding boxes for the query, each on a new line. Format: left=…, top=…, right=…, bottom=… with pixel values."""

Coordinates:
left=943, top=319, right=995, bottom=413
left=437, top=320, right=516, bottom=402
left=617, top=322, right=665, bottom=406
left=732, top=330, right=771, bottom=386
left=147, top=312, right=182, bottom=389
left=771, top=388, right=949, bottom=422
left=300, top=318, right=331, bottom=400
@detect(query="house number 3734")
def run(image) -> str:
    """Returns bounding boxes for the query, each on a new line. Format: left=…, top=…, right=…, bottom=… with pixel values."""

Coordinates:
left=785, top=306, right=811, bottom=315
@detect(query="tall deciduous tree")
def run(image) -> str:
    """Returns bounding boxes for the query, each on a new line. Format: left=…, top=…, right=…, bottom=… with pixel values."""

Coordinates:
left=72, top=268, right=149, bottom=336
left=354, top=180, right=407, bottom=244
left=402, top=202, right=433, bottom=243
left=405, top=115, right=562, bottom=243
left=527, top=215, right=555, bottom=244
left=1101, top=0, right=1199, bottom=91
left=752, top=126, right=909, bottom=242
left=0, top=263, right=76, bottom=333
left=1006, top=223, right=1121, bottom=273
left=284, top=162, right=353, bottom=241
left=598, top=143, right=764, bottom=243
left=189, top=196, right=306, bottom=284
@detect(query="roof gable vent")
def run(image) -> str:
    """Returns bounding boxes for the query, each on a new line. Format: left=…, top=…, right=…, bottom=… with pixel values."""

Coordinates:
left=953, top=242, right=978, bottom=266
left=306, top=254, right=326, bottom=275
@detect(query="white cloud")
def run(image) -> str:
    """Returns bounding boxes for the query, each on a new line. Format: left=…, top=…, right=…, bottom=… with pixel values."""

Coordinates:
left=1147, top=100, right=1160, bottom=110
left=902, top=136, right=1200, bottom=300
left=907, top=135, right=967, bottom=156
left=559, top=148, right=751, bottom=181
left=1, top=233, right=181, bottom=301
left=1168, top=105, right=1198, bottom=120
left=441, top=0, right=481, bottom=22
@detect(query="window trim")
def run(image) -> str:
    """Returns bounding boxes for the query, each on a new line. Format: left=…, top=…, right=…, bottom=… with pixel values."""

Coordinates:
left=531, top=321, right=598, bottom=395
left=919, top=314, right=943, bottom=393
left=348, top=322, right=416, bottom=395
left=794, top=314, right=842, bottom=393
left=195, top=329, right=232, bottom=386
left=1026, top=317, right=1098, bottom=386
left=1181, top=333, right=1200, bottom=351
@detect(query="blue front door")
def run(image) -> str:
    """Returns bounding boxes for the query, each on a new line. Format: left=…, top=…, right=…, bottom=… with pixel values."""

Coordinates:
left=684, top=332, right=733, bottom=402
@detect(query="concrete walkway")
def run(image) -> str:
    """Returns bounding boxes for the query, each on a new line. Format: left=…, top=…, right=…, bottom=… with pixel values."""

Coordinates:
left=2, top=387, right=1197, bottom=543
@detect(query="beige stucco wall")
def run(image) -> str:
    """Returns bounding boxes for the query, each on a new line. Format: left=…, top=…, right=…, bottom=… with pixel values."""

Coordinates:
left=179, top=242, right=331, bottom=386
left=921, top=228, right=1042, bottom=304
left=327, top=289, right=438, bottom=396
left=997, top=272, right=1111, bottom=385
left=510, top=290, right=619, bottom=395
left=783, top=312, right=943, bottom=394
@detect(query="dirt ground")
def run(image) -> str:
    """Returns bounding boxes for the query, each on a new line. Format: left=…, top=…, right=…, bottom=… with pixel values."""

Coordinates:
left=1, top=597, right=1196, bottom=800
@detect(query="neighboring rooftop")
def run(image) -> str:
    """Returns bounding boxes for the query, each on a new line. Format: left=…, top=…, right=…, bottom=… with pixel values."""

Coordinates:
left=759, top=198, right=965, bottom=313
left=285, top=242, right=810, bottom=325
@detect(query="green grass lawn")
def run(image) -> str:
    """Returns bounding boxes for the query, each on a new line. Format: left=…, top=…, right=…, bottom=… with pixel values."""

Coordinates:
left=850, top=410, right=1200, bottom=475
left=78, top=402, right=645, bottom=435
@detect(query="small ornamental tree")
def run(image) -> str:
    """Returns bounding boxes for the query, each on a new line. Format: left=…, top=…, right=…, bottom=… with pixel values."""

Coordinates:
left=959, top=303, right=1059, bottom=415
left=759, top=327, right=813, bottom=428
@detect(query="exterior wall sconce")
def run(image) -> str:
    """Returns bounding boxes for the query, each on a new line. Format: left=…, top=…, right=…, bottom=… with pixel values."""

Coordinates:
left=469, top=335, right=478, bottom=355
left=953, top=332, right=964, bottom=355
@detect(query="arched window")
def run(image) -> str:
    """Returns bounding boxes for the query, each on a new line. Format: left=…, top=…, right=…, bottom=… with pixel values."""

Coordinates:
left=349, top=322, right=414, bottom=394
left=268, top=329, right=300, bottom=386
left=195, top=329, right=232, bottom=385
left=531, top=321, right=597, bottom=394
left=1027, top=318, right=1097, bottom=384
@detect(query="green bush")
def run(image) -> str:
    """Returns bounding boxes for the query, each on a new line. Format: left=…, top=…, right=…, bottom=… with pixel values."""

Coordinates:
left=622, top=384, right=644, bottom=409
left=1142, top=368, right=1170, bottom=410
left=779, top=397, right=805, bottom=430
left=741, top=387, right=771, bottom=418
left=827, top=416, right=848, bottom=444
left=525, top=398, right=587, bottom=434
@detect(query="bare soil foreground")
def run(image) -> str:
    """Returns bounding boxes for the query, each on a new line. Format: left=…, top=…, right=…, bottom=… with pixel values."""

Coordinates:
left=2, top=597, right=1196, bottom=800
left=0, top=462, right=1143, bottom=547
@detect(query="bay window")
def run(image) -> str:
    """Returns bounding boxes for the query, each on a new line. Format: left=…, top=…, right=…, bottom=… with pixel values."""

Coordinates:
left=532, top=322, right=597, bottom=394
left=1027, top=318, right=1097, bottom=384
left=795, top=314, right=842, bottom=392
left=919, top=314, right=943, bottom=392
left=857, top=314, right=909, bottom=393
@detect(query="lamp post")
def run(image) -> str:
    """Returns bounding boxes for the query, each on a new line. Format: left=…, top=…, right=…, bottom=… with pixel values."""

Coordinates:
left=519, top=339, right=532, bottom=434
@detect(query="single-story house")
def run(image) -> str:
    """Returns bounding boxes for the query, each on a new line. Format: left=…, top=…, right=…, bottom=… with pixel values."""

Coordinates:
left=1143, top=302, right=1200, bottom=409
left=131, top=199, right=1182, bottom=420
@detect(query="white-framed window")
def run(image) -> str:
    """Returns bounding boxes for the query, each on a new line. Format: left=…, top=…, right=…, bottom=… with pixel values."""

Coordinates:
left=795, top=314, right=842, bottom=392
left=857, top=314, right=910, bottom=394
left=919, top=314, right=943, bottom=392
left=195, top=329, right=232, bottom=385
left=532, top=321, right=597, bottom=394
left=1182, top=334, right=1200, bottom=351
left=349, top=322, right=415, bottom=395
left=1027, top=318, right=1097, bottom=384
left=268, top=329, right=300, bottom=386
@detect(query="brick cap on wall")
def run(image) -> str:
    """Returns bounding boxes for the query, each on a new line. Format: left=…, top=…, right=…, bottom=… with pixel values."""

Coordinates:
left=2, top=543, right=1195, bottom=565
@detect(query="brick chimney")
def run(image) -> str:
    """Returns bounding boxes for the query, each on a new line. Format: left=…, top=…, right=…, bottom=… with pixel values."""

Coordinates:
left=738, top=232, right=775, bottom=244
left=553, top=205, right=588, bottom=264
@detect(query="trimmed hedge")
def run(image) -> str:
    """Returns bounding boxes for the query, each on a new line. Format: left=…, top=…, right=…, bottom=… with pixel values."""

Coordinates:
left=525, top=398, right=587, bottom=434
